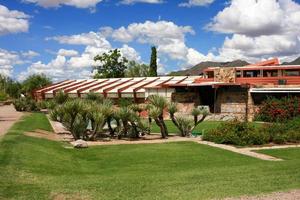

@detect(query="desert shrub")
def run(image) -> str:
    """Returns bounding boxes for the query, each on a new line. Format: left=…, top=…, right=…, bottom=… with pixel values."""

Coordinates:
left=13, top=97, right=40, bottom=112
left=54, top=90, right=68, bottom=104
left=37, top=101, right=48, bottom=109
left=0, top=91, right=8, bottom=101
left=255, top=96, right=300, bottom=122
left=203, top=120, right=269, bottom=146
left=85, top=92, right=104, bottom=103
left=259, top=118, right=300, bottom=144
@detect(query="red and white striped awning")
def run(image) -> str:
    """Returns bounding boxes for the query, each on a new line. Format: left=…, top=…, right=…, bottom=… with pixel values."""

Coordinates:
left=34, top=76, right=200, bottom=100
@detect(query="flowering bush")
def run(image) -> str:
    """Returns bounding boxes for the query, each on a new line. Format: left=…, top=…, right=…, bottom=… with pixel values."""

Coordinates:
left=254, top=96, right=300, bottom=122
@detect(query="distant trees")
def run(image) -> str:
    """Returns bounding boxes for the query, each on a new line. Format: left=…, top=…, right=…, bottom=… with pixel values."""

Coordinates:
left=125, top=61, right=150, bottom=77
left=22, top=74, right=52, bottom=95
left=93, top=49, right=128, bottom=78
left=149, top=46, right=158, bottom=77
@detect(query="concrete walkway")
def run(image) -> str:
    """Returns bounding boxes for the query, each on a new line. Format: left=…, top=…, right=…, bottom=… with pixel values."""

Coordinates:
left=0, top=105, right=23, bottom=138
left=197, top=140, right=300, bottom=161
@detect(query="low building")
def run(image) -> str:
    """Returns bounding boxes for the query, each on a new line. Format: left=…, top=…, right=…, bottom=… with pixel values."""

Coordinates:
left=173, top=58, right=300, bottom=121
left=33, top=76, right=200, bottom=104
left=33, top=58, right=300, bottom=121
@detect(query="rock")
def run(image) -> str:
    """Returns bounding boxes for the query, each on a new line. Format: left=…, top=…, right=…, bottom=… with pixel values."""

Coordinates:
left=71, top=139, right=88, bottom=148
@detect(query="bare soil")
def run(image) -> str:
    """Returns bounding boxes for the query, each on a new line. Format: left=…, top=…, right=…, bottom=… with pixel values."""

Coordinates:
left=224, top=189, right=300, bottom=200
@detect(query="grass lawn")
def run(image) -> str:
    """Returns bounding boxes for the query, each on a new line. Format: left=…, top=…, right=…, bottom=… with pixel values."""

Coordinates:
left=150, top=120, right=262, bottom=135
left=1, top=113, right=300, bottom=199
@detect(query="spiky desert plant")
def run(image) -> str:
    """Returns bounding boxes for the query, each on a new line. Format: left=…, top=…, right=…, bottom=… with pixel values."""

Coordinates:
left=176, top=116, right=194, bottom=137
left=54, top=90, right=68, bottom=104
left=99, top=99, right=115, bottom=136
left=85, top=92, right=104, bottom=103
left=191, top=107, right=209, bottom=126
left=148, top=106, right=167, bottom=138
left=60, top=99, right=88, bottom=140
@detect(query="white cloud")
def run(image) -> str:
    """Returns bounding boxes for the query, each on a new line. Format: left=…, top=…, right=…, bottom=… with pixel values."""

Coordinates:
left=57, top=49, right=79, bottom=57
left=0, top=49, right=23, bottom=77
left=179, top=0, right=214, bottom=7
left=49, top=32, right=111, bottom=49
left=205, top=0, right=300, bottom=62
left=120, top=0, right=163, bottom=5
left=0, top=4, right=30, bottom=35
left=23, top=0, right=102, bottom=9
left=108, top=20, right=198, bottom=65
left=22, top=50, right=39, bottom=58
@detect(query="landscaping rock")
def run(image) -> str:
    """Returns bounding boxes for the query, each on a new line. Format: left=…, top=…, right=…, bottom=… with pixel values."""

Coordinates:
left=71, top=139, right=88, bottom=148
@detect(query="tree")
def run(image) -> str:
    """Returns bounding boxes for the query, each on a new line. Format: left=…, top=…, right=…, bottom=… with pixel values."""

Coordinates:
left=125, top=61, right=150, bottom=77
left=93, top=49, right=128, bottom=78
left=0, top=75, right=22, bottom=99
left=149, top=46, right=158, bottom=77
left=22, top=74, right=51, bottom=95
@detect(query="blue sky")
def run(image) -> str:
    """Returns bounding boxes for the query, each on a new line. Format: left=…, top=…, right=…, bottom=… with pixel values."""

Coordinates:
left=0, top=0, right=300, bottom=81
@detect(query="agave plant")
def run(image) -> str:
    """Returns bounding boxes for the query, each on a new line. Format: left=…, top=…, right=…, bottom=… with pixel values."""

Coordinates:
left=54, top=90, right=68, bottom=104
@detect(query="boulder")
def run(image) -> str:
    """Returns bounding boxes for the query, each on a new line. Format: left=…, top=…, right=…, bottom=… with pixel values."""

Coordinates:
left=71, top=139, right=88, bottom=148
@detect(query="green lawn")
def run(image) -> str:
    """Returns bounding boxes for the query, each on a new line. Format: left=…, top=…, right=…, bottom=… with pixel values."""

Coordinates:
left=1, top=113, right=300, bottom=199
left=150, top=120, right=262, bottom=134
left=150, top=120, right=221, bottom=134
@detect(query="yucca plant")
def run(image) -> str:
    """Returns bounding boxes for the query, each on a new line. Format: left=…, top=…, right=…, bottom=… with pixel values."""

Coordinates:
left=85, top=92, right=104, bottom=103
left=176, top=116, right=194, bottom=137
left=54, top=90, right=69, bottom=104
left=191, top=107, right=209, bottom=126
left=167, top=103, right=210, bottom=137
left=99, top=99, right=115, bottom=136
left=60, top=99, right=88, bottom=140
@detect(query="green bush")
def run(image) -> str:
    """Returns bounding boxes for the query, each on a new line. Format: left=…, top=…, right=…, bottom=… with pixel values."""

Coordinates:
left=203, top=121, right=269, bottom=146
left=13, top=97, right=40, bottom=112
left=0, top=91, right=8, bottom=101
left=204, top=118, right=300, bottom=146
left=255, top=96, right=300, bottom=122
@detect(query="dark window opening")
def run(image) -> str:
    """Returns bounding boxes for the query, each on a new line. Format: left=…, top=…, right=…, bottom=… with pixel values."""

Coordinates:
left=284, top=69, right=300, bottom=76
left=243, top=70, right=261, bottom=77
left=236, top=70, right=242, bottom=78
left=263, top=70, right=278, bottom=77
left=206, top=71, right=214, bottom=78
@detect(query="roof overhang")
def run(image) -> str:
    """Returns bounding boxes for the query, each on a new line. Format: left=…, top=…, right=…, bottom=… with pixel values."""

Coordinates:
left=250, top=87, right=300, bottom=93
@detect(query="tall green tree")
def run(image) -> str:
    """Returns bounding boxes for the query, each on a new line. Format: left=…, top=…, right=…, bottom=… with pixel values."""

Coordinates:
left=93, top=49, right=128, bottom=78
left=22, top=74, right=52, bottom=95
left=149, top=46, right=158, bottom=77
left=125, top=61, right=150, bottom=77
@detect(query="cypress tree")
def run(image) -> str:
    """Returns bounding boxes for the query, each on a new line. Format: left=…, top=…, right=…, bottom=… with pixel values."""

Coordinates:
left=149, top=46, right=158, bottom=77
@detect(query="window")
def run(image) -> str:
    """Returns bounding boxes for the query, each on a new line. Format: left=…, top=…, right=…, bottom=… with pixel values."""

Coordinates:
left=206, top=71, right=214, bottom=78
left=243, top=70, right=261, bottom=77
left=263, top=70, right=278, bottom=77
left=284, top=69, right=300, bottom=76
left=236, top=70, right=242, bottom=78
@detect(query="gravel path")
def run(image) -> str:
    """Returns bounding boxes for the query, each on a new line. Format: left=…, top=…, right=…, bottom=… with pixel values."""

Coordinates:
left=0, top=105, right=23, bottom=138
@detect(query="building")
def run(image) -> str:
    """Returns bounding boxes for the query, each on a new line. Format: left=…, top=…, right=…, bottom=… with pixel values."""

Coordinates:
left=33, top=76, right=200, bottom=103
left=33, top=58, right=300, bottom=121
left=173, top=58, right=300, bottom=121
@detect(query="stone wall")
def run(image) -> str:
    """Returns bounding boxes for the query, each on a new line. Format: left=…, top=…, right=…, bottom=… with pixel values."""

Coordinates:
left=216, top=87, right=256, bottom=121
left=214, top=67, right=235, bottom=83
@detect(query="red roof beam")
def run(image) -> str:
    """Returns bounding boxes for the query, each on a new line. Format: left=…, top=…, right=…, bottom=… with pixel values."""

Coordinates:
left=117, top=78, right=146, bottom=98
left=102, top=79, right=133, bottom=97
left=53, top=80, right=87, bottom=96
left=64, top=80, right=97, bottom=93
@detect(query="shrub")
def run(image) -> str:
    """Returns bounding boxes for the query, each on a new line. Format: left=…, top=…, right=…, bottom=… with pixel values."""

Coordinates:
left=255, top=96, right=300, bottom=122
left=0, top=91, right=8, bottom=101
left=203, top=120, right=269, bottom=146
left=13, top=97, right=40, bottom=112
left=54, top=91, right=68, bottom=104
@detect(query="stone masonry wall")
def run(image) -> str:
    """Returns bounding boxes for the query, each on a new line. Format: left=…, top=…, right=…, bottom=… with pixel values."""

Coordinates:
left=216, top=87, right=256, bottom=121
left=214, top=67, right=235, bottom=83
